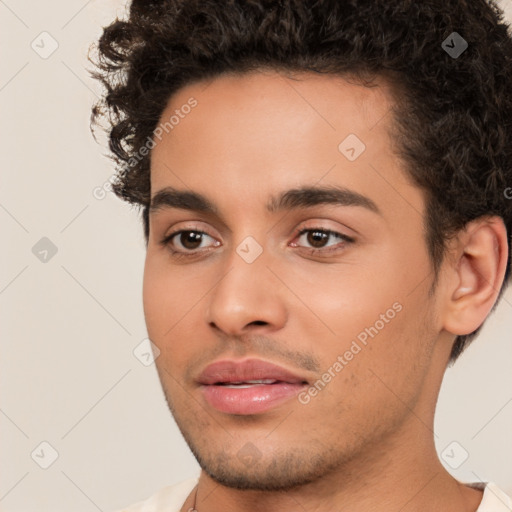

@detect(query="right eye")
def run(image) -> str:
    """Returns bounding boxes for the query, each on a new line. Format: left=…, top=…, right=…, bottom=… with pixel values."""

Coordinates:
left=160, top=229, right=220, bottom=257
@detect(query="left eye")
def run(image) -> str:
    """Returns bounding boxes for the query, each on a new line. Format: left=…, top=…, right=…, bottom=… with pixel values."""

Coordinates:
left=293, top=228, right=355, bottom=252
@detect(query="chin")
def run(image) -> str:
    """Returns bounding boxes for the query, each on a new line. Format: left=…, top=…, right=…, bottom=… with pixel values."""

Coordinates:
left=186, top=439, right=343, bottom=491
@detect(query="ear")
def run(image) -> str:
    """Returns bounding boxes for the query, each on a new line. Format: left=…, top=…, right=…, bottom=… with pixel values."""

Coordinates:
left=441, top=216, right=509, bottom=336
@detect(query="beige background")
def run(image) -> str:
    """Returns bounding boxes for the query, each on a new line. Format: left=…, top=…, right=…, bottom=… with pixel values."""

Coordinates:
left=1, top=1, right=511, bottom=510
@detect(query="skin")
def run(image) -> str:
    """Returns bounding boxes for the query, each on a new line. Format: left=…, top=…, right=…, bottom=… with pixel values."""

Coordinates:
left=143, top=69, right=508, bottom=512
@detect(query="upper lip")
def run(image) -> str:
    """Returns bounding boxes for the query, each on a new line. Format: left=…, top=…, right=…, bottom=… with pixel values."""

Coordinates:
left=197, top=358, right=309, bottom=385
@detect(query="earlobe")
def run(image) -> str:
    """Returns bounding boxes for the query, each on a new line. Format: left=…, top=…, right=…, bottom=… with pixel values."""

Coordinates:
left=442, top=216, right=508, bottom=336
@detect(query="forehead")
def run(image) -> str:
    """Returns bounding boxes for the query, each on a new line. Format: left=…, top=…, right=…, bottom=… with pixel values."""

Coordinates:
left=158, top=70, right=397, bottom=149
left=149, top=70, right=423, bottom=225
left=170, top=69, right=395, bottom=118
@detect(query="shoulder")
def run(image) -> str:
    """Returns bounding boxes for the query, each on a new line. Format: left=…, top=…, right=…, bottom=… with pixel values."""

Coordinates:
left=111, top=476, right=200, bottom=512
left=475, top=482, right=512, bottom=512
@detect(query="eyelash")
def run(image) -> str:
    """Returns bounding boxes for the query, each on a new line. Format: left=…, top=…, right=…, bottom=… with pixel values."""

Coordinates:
left=159, top=226, right=355, bottom=260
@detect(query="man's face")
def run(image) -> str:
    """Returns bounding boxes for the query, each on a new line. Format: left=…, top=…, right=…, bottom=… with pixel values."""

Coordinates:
left=143, top=70, right=444, bottom=490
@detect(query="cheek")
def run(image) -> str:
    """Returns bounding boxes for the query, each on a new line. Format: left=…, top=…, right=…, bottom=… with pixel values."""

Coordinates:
left=286, top=256, right=431, bottom=400
left=281, top=256, right=401, bottom=347
left=300, top=309, right=430, bottom=442
left=142, top=255, right=168, bottom=336
left=142, top=254, right=192, bottom=342
left=142, top=253, right=214, bottom=368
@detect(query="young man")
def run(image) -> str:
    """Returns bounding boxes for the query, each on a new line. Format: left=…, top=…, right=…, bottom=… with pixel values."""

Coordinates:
left=90, top=1, right=512, bottom=511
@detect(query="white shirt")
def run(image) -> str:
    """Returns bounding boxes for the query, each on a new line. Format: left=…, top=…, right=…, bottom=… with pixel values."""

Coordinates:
left=112, top=476, right=512, bottom=512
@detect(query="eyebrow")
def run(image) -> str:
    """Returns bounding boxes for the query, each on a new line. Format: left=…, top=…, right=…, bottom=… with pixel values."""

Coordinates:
left=149, top=185, right=382, bottom=217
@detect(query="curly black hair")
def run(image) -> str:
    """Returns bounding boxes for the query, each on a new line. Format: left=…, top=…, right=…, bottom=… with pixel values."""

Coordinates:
left=89, top=0, right=512, bottom=363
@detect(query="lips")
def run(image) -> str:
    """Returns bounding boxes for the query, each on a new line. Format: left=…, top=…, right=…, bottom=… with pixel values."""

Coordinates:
left=197, top=358, right=309, bottom=386
left=197, top=358, right=309, bottom=415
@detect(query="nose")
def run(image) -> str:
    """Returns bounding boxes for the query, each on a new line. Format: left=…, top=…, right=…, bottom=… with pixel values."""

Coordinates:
left=205, top=247, right=288, bottom=337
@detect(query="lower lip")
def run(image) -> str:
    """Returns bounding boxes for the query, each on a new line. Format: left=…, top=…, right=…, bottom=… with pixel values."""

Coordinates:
left=200, top=382, right=307, bottom=415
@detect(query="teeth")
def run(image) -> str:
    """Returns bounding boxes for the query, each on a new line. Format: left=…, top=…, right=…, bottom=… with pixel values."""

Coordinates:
left=223, top=384, right=257, bottom=388
left=242, top=379, right=277, bottom=384
left=220, top=379, right=278, bottom=387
